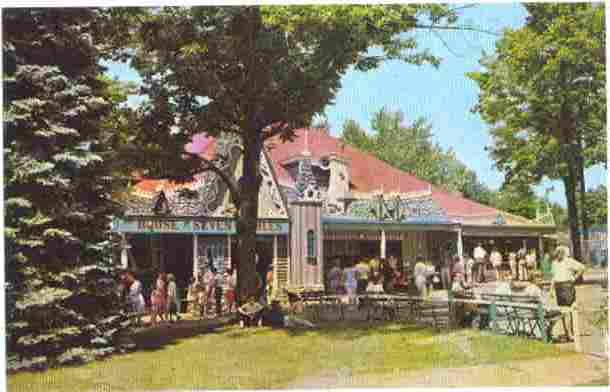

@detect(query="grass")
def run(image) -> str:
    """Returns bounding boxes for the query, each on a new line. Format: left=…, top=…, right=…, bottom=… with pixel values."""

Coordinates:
left=8, top=321, right=567, bottom=391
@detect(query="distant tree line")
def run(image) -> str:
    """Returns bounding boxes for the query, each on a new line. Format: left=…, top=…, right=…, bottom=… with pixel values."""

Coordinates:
left=339, top=108, right=569, bottom=225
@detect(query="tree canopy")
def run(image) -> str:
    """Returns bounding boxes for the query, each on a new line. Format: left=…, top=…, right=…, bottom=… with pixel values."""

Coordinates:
left=468, top=3, right=606, bottom=259
left=116, top=5, right=468, bottom=299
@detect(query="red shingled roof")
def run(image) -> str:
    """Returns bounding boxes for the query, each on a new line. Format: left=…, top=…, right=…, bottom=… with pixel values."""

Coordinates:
left=266, top=128, right=503, bottom=220
left=133, top=129, right=517, bottom=221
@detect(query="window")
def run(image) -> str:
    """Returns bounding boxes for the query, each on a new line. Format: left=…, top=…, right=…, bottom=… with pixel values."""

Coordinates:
left=307, top=230, right=317, bottom=265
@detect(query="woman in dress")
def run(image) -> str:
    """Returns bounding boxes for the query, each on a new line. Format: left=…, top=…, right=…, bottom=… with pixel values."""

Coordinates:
left=150, top=272, right=167, bottom=326
left=186, top=277, right=199, bottom=315
left=202, top=268, right=216, bottom=318
left=223, top=268, right=237, bottom=313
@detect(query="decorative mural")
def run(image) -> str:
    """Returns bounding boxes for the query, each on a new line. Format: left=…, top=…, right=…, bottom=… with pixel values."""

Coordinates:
left=344, top=196, right=447, bottom=222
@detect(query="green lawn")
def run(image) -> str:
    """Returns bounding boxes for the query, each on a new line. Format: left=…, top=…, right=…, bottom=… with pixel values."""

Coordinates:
left=9, top=321, right=567, bottom=391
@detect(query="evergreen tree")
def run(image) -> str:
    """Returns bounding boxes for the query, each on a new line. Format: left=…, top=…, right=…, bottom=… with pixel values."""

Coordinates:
left=4, top=9, right=133, bottom=371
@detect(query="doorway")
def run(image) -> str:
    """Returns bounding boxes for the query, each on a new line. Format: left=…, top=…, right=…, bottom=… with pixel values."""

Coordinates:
left=163, top=234, right=194, bottom=291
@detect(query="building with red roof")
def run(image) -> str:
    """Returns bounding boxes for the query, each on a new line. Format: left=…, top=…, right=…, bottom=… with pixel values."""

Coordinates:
left=112, top=129, right=555, bottom=293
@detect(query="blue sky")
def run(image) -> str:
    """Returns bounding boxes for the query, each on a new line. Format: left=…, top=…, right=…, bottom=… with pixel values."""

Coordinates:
left=103, top=3, right=607, bottom=207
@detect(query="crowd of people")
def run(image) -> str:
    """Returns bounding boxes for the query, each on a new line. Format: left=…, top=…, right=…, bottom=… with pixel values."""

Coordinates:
left=185, top=267, right=238, bottom=319
left=119, top=271, right=182, bottom=326
left=326, top=255, right=408, bottom=297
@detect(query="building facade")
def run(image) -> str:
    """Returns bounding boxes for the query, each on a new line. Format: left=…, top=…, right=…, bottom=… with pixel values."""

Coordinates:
left=112, top=129, right=556, bottom=293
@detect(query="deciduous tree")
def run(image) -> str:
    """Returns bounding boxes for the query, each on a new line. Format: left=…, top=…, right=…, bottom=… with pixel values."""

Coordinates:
left=120, top=5, right=468, bottom=301
left=469, top=3, right=606, bottom=260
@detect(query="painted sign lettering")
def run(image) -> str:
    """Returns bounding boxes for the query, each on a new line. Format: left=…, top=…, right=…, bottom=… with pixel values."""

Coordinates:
left=113, top=217, right=288, bottom=234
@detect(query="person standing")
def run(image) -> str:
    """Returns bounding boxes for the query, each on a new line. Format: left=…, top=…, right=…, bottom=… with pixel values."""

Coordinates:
left=382, top=258, right=395, bottom=293
left=265, top=264, right=274, bottom=305
left=202, top=268, right=216, bottom=318
left=223, top=268, right=237, bottom=313
left=490, top=247, right=503, bottom=281
left=552, top=246, right=586, bottom=341
left=355, top=258, right=370, bottom=294
left=214, top=267, right=224, bottom=317
left=328, top=260, right=343, bottom=294
left=440, top=253, right=452, bottom=290
left=186, top=276, right=198, bottom=315
left=343, top=263, right=358, bottom=300
left=525, top=249, right=537, bottom=280
left=124, top=272, right=145, bottom=325
left=150, top=272, right=167, bottom=326
left=473, top=243, right=487, bottom=283
left=552, top=247, right=586, bottom=307
left=414, top=256, right=428, bottom=298
left=508, top=251, right=518, bottom=281
left=517, top=248, right=528, bottom=281
left=166, top=273, right=180, bottom=323
left=540, top=252, right=553, bottom=281
left=465, top=255, right=475, bottom=284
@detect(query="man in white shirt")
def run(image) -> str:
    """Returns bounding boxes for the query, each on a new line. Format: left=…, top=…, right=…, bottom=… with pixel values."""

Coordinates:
left=473, top=243, right=487, bottom=283
left=552, top=247, right=585, bottom=307
left=414, top=256, right=428, bottom=297
left=489, top=247, right=503, bottom=281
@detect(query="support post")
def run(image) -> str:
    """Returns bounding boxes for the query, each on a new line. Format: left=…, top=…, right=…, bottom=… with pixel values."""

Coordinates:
left=457, top=227, right=463, bottom=260
left=227, top=234, right=232, bottom=269
left=380, top=229, right=386, bottom=259
left=120, top=234, right=129, bottom=269
left=193, top=235, right=198, bottom=281
left=273, top=235, right=278, bottom=298
left=489, top=300, right=497, bottom=331
left=537, top=302, right=549, bottom=343
left=538, top=234, right=544, bottom=258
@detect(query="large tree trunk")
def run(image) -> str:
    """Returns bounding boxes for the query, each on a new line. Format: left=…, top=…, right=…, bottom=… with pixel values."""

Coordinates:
left=577, top=140, right=589, bottom=262
left=562, top=164, right=582, bottom=261
left=235, top=131, right=263, bottom=304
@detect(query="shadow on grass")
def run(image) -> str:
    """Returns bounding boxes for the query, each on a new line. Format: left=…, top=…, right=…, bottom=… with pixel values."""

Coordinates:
left=129, top=317, right=237, bottom=351
left=283, top=321, right=438, bottom=340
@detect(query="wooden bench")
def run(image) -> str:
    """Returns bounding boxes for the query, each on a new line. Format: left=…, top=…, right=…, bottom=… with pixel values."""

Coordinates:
left=452, top=294, right=565, bottom=342
left=358, top=295, right=398, bottom=321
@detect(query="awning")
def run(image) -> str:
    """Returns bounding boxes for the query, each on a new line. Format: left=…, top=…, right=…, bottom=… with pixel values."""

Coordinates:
left=322, top=216, right=459, bottom=234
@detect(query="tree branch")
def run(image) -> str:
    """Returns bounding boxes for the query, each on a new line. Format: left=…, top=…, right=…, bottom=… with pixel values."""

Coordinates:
left=185, top=151, right=240, bottom=205
left=414, top=24, right=501, bottom=37
left=262, top=122, right=293, bottom=140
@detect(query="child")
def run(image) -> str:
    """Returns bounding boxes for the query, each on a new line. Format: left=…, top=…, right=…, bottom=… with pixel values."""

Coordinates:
left=166, top=273, right=180, bottom=323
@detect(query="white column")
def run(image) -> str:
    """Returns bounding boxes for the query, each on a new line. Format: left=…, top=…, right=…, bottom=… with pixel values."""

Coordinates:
left=193, top=235, right=198, bottom=281
left=273, top=235, right=278, bottom=295
left=227, top=234, right=232, bottom=269
left=120, top=242, right=129, bottom=270
left=457, top=228, right=464, bottom=260
left=538, top=234, right=544, bottom=257
left=380, top=229, right=387, bottom=259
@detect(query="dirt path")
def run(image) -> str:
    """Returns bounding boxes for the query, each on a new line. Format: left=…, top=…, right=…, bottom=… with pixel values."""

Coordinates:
left=288, top=354, right=608, bottom=388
